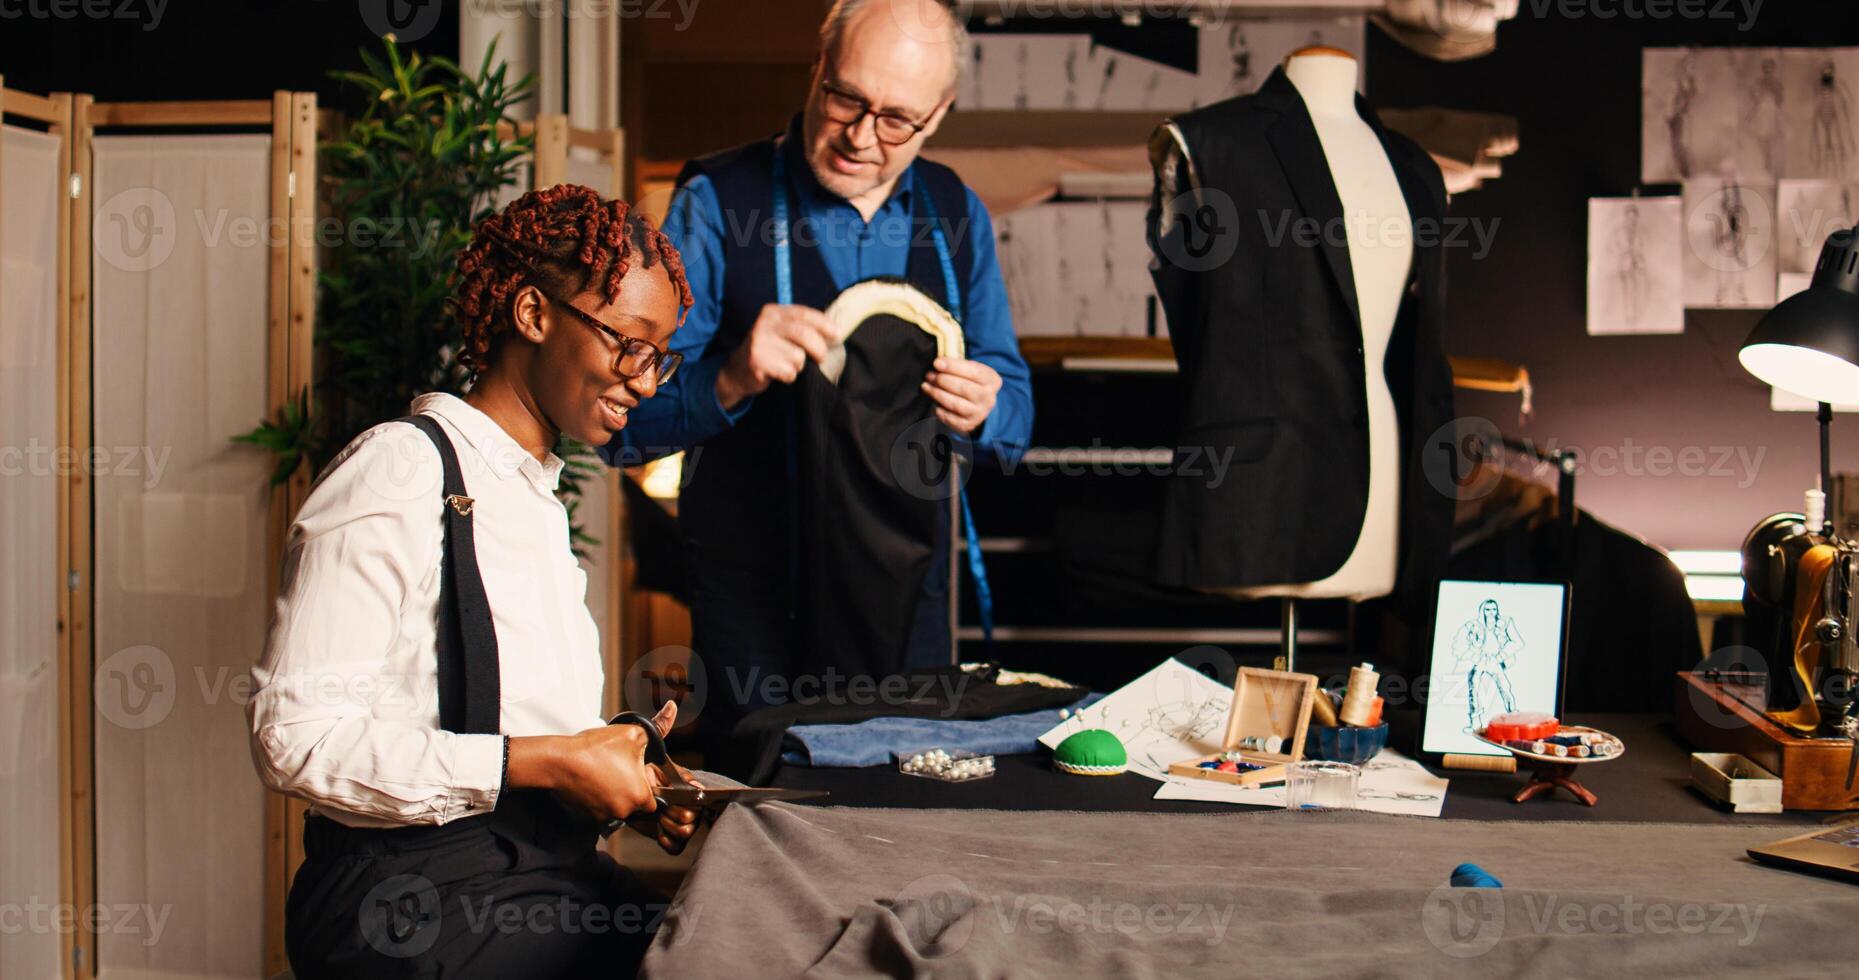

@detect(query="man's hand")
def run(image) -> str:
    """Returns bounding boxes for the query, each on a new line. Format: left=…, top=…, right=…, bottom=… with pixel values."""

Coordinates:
left=921, top=357, right=1001, bottom=436
left=716, top=304, right=840, bottom=410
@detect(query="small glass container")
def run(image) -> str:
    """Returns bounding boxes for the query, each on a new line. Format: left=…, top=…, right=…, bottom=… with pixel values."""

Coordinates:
left=1284, top=761, right=1360, bottom=810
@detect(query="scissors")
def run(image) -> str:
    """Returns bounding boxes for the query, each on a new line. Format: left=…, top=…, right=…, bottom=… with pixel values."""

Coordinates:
left=603, top=711, right=827, bottom=852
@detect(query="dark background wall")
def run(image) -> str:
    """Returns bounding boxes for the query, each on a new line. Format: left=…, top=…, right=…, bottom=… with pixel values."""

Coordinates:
left=8, top=0, right=1859, bottom=551
left=1373, top=0, right=1859, bottom=551
left=0, top=1, right=463, bottom=108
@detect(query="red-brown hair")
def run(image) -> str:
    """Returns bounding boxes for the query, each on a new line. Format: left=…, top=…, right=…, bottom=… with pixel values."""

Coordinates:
left=450, top=184, right=694, bottom=373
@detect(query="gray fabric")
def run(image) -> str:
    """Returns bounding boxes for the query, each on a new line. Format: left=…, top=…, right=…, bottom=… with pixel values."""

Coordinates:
left=643, top=805, right=1853, bottom=978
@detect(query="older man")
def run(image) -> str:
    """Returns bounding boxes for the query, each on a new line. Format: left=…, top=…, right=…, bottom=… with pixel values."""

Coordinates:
left=606, top=0, right=1033, bottom=755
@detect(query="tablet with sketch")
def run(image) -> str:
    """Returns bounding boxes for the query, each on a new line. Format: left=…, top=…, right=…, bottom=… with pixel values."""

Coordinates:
left=1421, top=580, right=1571, bottom=759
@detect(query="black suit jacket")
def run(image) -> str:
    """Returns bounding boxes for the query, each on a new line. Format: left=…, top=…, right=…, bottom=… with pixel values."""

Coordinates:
left=1147, top=67, right=1455, bottom=613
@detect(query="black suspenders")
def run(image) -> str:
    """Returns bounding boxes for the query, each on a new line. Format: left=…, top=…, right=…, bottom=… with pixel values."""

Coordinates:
left=399, top=414, right=501, bottom=735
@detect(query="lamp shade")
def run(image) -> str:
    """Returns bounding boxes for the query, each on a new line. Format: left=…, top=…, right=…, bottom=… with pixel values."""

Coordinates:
left=1739, top=226, right=1859, bottom=405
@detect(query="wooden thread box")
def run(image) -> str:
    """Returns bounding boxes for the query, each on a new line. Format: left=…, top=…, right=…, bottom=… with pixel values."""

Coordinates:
left=1168, top=667, right=1317, bottom=786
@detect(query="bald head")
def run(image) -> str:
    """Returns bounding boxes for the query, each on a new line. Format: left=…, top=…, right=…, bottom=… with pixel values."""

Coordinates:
left=821, top=0, right=967, bottom=96
left=803, top=0, right=966, bottom=212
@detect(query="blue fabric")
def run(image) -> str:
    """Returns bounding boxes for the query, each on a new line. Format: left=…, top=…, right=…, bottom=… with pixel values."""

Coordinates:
left=614, top=121, right=1033, bottom=466
left=781, top=692, right=1105, bottom=768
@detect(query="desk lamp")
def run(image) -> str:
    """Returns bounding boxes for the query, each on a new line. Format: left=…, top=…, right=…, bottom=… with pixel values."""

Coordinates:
left=1737, top=226, right=1859, bottom=737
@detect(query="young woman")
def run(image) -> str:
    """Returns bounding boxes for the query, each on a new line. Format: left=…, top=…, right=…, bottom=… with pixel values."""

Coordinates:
left=249, top=185, right=699, bottom=978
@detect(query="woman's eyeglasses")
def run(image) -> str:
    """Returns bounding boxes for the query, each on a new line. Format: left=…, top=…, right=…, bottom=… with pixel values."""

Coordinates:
left=544, top=290, right=683, bottom=385
left=817, top=80, right=930, bottom=146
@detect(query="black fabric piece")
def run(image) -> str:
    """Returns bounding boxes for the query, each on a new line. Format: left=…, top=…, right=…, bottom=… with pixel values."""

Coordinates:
left=719, top=665, right=1086, bottom=786
left=400, top=415, right=501, bottom=736
left=1147, top=67, right=1456, bottom=616
left=797, top=305, right=949, bottom=683
left=673, top=123, right=975, bottom=752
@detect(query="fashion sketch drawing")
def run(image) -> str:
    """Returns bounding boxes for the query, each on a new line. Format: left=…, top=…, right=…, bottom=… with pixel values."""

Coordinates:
left=1451, top=598, right=1523, bottom=733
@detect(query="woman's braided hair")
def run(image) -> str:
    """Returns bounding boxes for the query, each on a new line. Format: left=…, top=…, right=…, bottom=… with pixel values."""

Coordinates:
left=450, top=184, right=694, bottom=373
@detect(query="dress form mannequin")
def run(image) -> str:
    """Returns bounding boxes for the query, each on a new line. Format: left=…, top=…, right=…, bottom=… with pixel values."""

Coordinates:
left=1155, top=48, right=1415, bottom=667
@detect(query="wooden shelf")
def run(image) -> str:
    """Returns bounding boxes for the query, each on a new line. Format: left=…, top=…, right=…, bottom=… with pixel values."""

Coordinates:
left=1019, top=336, right=1173, bottom=367
left=1019, top=338, right=1521, bottom=393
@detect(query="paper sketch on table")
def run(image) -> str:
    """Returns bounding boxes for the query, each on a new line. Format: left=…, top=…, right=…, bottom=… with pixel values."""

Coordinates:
left=1587, top=197, right=1683, bottom=335
left=1777, top=179, right=1859, bottom=274
left=1683, top=176, right=1776, bottom=309
left=1037, top=658, right=1232, bottom=780
left=1153, top=748, right=1449, bottom=818
left=1451, top=598, right=1523, bottom=734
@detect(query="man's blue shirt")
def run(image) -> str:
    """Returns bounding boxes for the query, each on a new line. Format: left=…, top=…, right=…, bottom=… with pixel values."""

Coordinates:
left=605, top=129, right=1033, bottom=467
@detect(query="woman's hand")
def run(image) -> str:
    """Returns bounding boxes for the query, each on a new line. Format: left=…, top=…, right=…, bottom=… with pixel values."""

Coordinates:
left=507, top=723, right=658, bottom=824
left=643, top=702, right=702, bottom=853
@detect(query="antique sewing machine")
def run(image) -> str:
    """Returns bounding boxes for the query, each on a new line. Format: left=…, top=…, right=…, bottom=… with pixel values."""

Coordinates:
left=1677, top=226, right=1859, bottom=810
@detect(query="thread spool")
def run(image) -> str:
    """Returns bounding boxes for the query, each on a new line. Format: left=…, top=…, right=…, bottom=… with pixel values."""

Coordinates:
left=1340, top=663, right=1380, bottom=726
left=1311, top=690, right=1341, bottom=727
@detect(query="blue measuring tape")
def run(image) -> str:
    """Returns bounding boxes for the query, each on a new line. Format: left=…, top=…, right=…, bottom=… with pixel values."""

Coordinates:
left=770, top=149, right=994, bottom=645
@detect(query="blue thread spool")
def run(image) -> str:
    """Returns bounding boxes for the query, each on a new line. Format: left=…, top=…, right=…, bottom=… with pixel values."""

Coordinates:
left=1450, top=863, right=1503, bottom=888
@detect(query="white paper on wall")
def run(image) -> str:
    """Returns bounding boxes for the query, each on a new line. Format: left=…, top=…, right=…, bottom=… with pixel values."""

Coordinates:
left=1777, top=179, right=1859, bottom=273
left=1091, top=48, right=1199, bottom=112
left=1197, top=16, right=1367, bottom=105
left=995, top=206, right=1065, bottom=335
left=968, top=34, right=1092, bottom=110
left=1587, top=196, right=1684, bottom=335
left=1782, top=48, right=1859, bottom=181
left=1682, top=176, right=1777, bottom=309
left=1644, top=48, right=1784, bottom=183
left=996, top=201, right=1157, bottom=338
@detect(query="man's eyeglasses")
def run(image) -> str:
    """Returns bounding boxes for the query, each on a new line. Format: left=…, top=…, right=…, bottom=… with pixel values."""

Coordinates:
left=817, top=80, right=930, bottom=146
left=543, top=289, right=683, bottom=385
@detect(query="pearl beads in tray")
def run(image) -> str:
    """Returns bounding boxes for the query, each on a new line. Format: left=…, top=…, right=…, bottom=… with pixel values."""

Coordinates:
left=897, top=748, right=997, bottom=782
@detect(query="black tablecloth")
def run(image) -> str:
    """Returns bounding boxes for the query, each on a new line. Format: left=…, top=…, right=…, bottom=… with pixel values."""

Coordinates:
left=771, top=712, right=1826, bottom=825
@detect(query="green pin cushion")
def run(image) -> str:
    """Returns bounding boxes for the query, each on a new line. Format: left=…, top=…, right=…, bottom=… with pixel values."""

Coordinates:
left=1054, top=729, right=1128, bottom=776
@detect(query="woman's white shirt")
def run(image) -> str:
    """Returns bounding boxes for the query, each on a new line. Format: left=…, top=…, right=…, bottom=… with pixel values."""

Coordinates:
left=248, top=393, right=606, bottom=828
